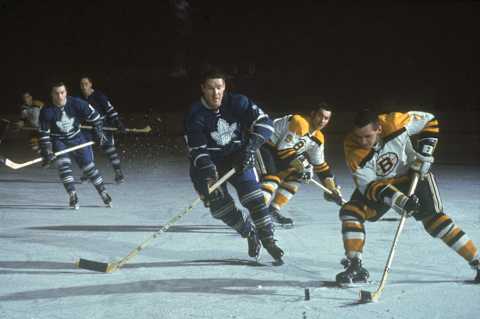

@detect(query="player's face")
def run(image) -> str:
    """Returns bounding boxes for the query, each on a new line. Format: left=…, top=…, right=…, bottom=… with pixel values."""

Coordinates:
left=51, top=85, right=67, bottom=106
left=22, top=94, right=33, bottom=106
left=201, top=78, right=225, bottom=110
left=310, top=109, right=332, bottom=131
left=80, top=78, right=92, bottom=96
left=353, top=123, right=382, bottom=149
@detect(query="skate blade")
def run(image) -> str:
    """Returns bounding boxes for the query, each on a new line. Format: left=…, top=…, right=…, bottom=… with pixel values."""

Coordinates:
left=76, top=258, right=117, bottom=273
left=336, top=280, right=371, bottom=288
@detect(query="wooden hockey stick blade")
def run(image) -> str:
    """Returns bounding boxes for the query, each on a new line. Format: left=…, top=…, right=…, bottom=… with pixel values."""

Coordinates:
left=76, top=258, right=118, bottom=273
left=2, top=141, right=94, bottom=170
left=76, top=168, right=236, bottom=273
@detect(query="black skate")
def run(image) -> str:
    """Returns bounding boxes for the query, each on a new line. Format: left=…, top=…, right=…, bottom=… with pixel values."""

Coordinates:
left=114, top=169, right=124, bottom=184
left=69, top=191, right=79, bottom=210
left=100, top=190, right=112, bottom=208
left=469, top=259, right=480, bottom=283
left=271, top=210, right=294, bottom=228
left=261, top=238, right=284, bottom=265
left=336, top=257, right=370, bottom=286
left=247, top=231, right=261, bottom=258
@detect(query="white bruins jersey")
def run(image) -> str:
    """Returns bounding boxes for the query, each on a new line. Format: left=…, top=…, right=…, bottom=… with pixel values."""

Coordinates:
left=270, top=114, right=329, bottom=173
left=20, top=100, right=43, bottom=128
left=344, top=111, right=439, bottom=197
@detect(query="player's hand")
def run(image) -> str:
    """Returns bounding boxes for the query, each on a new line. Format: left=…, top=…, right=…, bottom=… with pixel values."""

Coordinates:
left=237, top=147, right=256, bottom=172
left=410, top=152, right=433, bottom=178
left=197, top=166, right=224, bottom=207
left=323, top=177, right=344, bottom=205
left=41, top=152, right=56, bottom=168
left=393, top=193, right=420, bottom=217
left=114, top=118, right=127, bottom=134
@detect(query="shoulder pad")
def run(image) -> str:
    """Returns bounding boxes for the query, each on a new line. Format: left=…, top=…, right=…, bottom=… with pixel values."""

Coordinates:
left=378, top=112, right=410, bottom=137
left=310, top=129, right=325, bottom=145
left=288, top=115, right=310, bottom=136
left=344, top=133, right=374, bottom=171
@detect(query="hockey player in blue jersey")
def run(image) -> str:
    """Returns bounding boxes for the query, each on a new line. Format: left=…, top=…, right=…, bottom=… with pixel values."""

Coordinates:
left=184, top=68, right=284, bottom=263
left=39, top=82, right=112, bottom=209
left=80, top=77, right=126, bottom=183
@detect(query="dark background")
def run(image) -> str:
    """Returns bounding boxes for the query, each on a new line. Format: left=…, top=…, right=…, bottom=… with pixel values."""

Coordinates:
left=1, top=0, right=479, bottom=116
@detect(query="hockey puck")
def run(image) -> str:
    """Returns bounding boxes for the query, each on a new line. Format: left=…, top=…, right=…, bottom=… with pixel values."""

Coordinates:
left=304, top=288, right=310, bottom=301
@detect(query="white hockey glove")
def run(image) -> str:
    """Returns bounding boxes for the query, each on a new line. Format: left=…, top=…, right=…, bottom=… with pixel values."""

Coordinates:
left=411, top=137, right=437, bottom=179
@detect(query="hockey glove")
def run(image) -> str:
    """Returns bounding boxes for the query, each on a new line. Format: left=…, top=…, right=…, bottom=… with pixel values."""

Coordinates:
left=237, top=134, right=265, bottom=172
left=290, top=155, right=313, bottom=183
left=41, top=151, right=56, bottom=168
left=94, top=123, right=108, bottom=146
left=322, top=177, right=343, bottom=205
left=411, top=137, right=437, bottom=179
left=391, top=192, right=420, bottom=217
left=113, top=117, right=127, bottom=134
left=196, top=165, right=224, bottom=207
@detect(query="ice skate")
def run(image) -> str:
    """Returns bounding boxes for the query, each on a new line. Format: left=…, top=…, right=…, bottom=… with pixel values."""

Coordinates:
left=247, top=230, right=261, bottom=258
left=69, top=191, right=79, bottom=210
left=469, top=258, right=480, bottom=283
left=261, top=238, right=284, bottom=265
left=336, top=257, right=370, bottom=286
left=114, top=168, right=124, bottom=184
left=99, top=190, right=112, bottom=208
left=271, top=208, right=294, bottom=228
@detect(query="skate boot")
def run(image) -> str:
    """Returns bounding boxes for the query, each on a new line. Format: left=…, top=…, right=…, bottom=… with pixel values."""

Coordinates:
left=336, top=257, right=370, bottom=286
left=99, top=190, right=112, bottom=208
left=114, top=168, right=124, bottom=184
left=271, top=207, right=294, bottom=228
left=261, top=238, right=284, bottom=265
left=69, top=191, right=79, bottom=210
left=469, top=258, right=480, bottom=283
left=247, top=230, right=261, bottom=258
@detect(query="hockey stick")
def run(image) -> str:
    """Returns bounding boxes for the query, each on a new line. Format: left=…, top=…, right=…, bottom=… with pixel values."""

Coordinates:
left=79, top=125, right=152, bottom=133
left=359, top=172, right=420, bottom=303
left=310, top=179, right=347, bottom=205
left=18, top=125, right=152, bottom=133
left=76, top=168, right=237, bottom=273
left=1, top=141, right=95, bottom=170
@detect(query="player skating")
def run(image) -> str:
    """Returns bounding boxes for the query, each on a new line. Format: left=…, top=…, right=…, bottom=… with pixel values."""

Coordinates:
left=79, top=76, right=126, bottom=183
left=336, top=109, right=480, bottom=285
left=259, top=103, right=343, bottom=227
left=184, top=67, right=284, bottom=263
left=39, top=82, right=112, bottom=209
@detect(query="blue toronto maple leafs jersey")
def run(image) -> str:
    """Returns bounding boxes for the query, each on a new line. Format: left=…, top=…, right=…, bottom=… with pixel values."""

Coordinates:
left=184, top=93, right=274, bottom=169
left=39, top=96, right=101, bottom=142
left=81, top=90, right=119, bottom=124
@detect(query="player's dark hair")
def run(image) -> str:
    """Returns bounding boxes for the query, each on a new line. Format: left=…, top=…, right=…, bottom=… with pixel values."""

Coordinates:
left=312, top=101, right=335, bottom=114
left=51, top=81, right=66, bottom=90
left=200, top=66, right=227, bottom=84
left=353, top=109, right=379, bottom=128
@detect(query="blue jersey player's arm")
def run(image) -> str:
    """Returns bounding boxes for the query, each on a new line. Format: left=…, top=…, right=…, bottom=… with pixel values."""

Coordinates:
left=232, top=94, right=274, bottom=147
left=184, top=112, right=214, bottom=171
left=38, top=107, right=53, bottom=155
left=75, top=98, right=102, bottom=125
left=97, top=92, right=120, bottom=121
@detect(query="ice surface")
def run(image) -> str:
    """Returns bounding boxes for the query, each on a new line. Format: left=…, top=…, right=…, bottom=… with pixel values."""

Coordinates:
left=0, top=140, right=479, bottom=319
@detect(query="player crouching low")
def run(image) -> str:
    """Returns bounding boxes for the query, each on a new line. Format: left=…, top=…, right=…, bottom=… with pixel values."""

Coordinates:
left=39, top=82, right=112, bottom=209
left=336, top=109, right=479, bottom=286
left=259, top=103, right=343, bottom=227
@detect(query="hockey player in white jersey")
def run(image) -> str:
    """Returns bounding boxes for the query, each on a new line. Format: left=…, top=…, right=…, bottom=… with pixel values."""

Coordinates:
left=336, top=109, right=480, bottom=285
left=259, top=103, right=343, bottom=226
